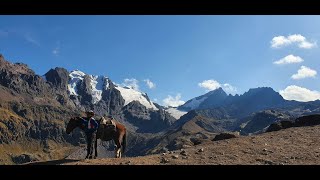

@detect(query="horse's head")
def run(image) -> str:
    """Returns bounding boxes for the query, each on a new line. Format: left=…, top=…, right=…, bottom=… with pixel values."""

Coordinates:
left=66, top=117, right=80, bottom=134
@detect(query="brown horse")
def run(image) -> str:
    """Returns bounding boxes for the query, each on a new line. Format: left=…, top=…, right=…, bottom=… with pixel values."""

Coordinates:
left=66, top=116, right=127, bottom=158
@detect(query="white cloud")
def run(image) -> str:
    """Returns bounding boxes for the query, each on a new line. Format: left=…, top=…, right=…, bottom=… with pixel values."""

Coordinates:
left=273, top=54, right=304, bottom=65
left=222, top=83, right=237, bottom=95
left=270, top=34, right=316, bottom=49
left=291, top=66, right=317, bottom=80
left=144, top=79, right=156, bottom=89
left=279, top=85, right=320, bottom=102
left=162, top=93, right=185, bottom=107
left=153, top=98, right=158, bottom=102
left=122, top=78, right=139, bottom=91
left=198, top=79, right=237, bottom=95
left=198, top=80, right=221, bottom=91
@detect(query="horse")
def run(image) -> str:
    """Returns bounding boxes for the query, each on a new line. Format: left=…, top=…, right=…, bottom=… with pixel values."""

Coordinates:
left=66, top=116, right=127, bottom=158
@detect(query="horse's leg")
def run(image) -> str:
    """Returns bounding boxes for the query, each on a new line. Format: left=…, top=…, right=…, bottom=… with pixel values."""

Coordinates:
left=114, top=132, right=125, bottom=158
left=114, top=137, right=121, bottom=158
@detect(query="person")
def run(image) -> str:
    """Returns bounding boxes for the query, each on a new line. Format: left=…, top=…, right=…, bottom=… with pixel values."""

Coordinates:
left=79, top=110, right=99, bottom=159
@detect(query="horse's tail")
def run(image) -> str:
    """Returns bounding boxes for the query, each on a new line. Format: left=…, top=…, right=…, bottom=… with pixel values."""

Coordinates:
left=122, top=132, right=126, bottom=154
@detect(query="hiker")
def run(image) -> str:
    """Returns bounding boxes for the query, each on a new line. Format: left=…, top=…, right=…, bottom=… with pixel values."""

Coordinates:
left=81, top=110, right=99, bottom=159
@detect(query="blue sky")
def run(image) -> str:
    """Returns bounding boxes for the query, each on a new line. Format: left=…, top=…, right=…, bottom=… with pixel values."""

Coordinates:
left=1, top=15, right=320, bottom=106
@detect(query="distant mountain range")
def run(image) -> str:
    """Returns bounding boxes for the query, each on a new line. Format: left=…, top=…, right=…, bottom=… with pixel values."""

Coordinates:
left=0, top=54, right=319, bottom=164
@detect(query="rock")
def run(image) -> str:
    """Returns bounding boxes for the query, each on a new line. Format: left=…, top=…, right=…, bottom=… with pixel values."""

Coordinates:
left=213, top=133, right=238, bottom=141
left=182, top=156, right=188, bottom=159
left=182, top=145, right=192, bottom=149
left=190, top=137, right=203, bottom=145
left=172, top=155, right=179, bottom=159
left=198, top=148, right=204, bottom=152
left=162, top=153, right=166, bottom=156
left=180, top=150, right=187, bottom=156
left=263, top=148, right=267, bottom=152
left=266, top=120, right=294, bottom=132
left=160, top=157, right=169, bottom=164
left=266, top=122, right=282, bottom=132
left=295, top=115, right=320, bottom=127
left=11, top=154, right=40, bottom=164
left=264, top=160, right=274, bottom=165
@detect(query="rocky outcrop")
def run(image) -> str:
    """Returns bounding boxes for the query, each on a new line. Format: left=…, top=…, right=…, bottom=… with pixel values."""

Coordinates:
left=212, top=132, right=239, bottom=141
left=295, top=114, right=320, bottom=127
left=266, top=114, right=320, bottom=132
left=237, top=110, right=293, bottom=135
left=11, top=153, right=41, bottom=164
left=122, top=101, right=174, bottom=133
left=45, top=67, right=69, bottom=90
left=266, top=120, right=295, bottom=132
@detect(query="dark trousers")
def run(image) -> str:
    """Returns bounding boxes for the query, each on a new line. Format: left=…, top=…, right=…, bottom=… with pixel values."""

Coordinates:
left=85, top=131, right=96, bottom=158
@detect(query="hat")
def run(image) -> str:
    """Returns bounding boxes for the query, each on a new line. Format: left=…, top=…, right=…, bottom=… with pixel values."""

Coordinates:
left=86, top=110, right=94, bottom=115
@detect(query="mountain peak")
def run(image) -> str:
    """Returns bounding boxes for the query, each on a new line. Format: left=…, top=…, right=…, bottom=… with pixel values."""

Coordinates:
left=178, top=87, right=228, bottom=111
left=244, top=87, right=282, bottom=98
left=206, top=87, right=226, bottom=95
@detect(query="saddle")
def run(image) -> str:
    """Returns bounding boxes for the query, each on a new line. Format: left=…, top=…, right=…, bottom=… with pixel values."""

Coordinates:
left=100, top=117, right=117, bottom=133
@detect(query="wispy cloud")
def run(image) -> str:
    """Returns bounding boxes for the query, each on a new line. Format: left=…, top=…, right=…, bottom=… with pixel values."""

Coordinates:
left=0, top=30, right=9, bottom=38
left=291, top=66, right=317, bottom=80
left=273, top=54, right=304, bottom=65
left=52, top=48, right=60, bottom=56
left=162, top=93, right=185, bottom=107
left=122, top=78, right=140, bottom=91
left=279, top=85, right=320, bottom=102
left=198, top=79, right=237, bottom=95
left=143, top=79, right=156, bottom=89
left=24, top=33, right=40, bottom=46
left=52, top=41, right=61, bottom=56
left=270, top=34, right=317, bottom=49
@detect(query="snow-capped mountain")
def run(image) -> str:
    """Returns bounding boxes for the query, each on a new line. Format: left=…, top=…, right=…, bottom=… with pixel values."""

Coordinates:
left=68, top=70, right=109, bottom=104
left=114, top=85, right=158, bottom=110
left=67, top=70, right=157, bottom=110
left=165, top=107, right=187, bottom=119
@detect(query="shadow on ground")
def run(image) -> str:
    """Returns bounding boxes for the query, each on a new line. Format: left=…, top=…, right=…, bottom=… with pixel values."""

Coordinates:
left=24, top=159, right=80, bottom=165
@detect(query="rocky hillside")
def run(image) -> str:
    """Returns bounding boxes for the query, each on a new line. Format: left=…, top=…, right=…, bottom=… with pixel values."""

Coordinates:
left=28, top=121, right=320, bottom=165
left=0, top=54, right=175, bottom=164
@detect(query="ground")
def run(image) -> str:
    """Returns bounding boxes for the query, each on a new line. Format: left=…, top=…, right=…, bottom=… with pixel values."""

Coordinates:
left=27, top=125, right=320, bottom=165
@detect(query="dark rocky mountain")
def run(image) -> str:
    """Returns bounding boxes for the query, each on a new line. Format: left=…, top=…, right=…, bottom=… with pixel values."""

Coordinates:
left=178, top=87, right=286, bottom=118
left=174, top=86, right=320, bottom=141
left=0, top=54, right=175, bottom=164
left=178, top=87, right=228, bottom=111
